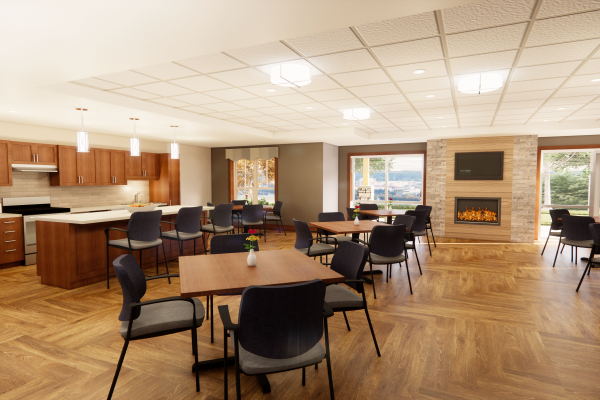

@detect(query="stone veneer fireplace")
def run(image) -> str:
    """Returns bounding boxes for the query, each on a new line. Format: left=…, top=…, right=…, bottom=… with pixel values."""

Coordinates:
left=454, top=197, right=501, bottom=226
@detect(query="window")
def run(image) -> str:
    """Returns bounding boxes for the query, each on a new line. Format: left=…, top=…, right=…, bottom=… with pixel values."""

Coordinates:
left=350, top=153, right=424, bottom=208
left=234, top=157, right=276, bottom=204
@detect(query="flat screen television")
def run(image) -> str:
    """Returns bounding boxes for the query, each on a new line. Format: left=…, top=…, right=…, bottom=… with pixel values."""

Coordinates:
left=454, top=151, right=504, bottom=180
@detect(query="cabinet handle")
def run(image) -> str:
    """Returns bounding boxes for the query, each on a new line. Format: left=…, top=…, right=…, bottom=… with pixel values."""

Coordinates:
left=170, top=200, right=171, bottom=206
left=5, top=240, right=15, bottom=243
left=5, top=249, right=16, bottom=252
left=4, top=221, right=14, bottom=224
left=4, top=231, right=15, bottom=233
left=36, top=154, right=39, bottom=162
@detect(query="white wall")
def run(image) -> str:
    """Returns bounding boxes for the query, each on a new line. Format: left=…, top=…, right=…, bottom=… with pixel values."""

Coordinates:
left=180, top=144, right=212, bottom=206
left=322, top=143, right=338, bottom=212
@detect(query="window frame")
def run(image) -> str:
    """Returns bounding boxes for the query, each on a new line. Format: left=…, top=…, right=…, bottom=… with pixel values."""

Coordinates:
left=228, top=157, right=278, bottom=203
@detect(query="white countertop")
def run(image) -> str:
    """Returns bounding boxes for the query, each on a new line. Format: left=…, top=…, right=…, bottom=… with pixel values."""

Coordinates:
left=32, top=206, right=190, bottom=224
left=0, top=213, right=22, bottom=218
left=69, top=203, right=167, bottom=213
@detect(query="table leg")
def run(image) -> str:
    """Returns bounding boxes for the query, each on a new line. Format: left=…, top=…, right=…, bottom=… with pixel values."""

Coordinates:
left=386, top=216, right=392, bottom=224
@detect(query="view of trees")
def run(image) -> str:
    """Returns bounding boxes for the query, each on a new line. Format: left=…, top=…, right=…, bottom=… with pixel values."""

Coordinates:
left=542, top=152, right=590, bottom=206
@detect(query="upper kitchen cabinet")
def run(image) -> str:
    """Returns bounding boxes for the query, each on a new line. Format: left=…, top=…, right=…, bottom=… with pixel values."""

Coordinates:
left=96, top=149, right=126, bottom=185
left=49, top=146, right=98, bottom=186
left=125, top=152, right=160, bottom=180
left=0, top=141, right=13, bottom=187
left=11, top=142, right=57, bottom=165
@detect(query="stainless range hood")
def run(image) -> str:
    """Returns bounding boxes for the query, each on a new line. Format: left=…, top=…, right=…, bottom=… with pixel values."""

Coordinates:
left=12, top=164, right=58, bottom=173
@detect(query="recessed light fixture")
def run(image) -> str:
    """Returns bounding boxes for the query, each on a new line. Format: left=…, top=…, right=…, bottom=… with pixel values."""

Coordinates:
left=343, top=108, right=370, bottom=121
left=458, top=72, right=503, bottom=94
left=426, top=95, right=436, bottom=98
left=591, top=78, right=600, bottom=82
left=437, top=116, right=444, bottom=119
left=442, top=126, right=448, bottom=128
left=267, top=89, right=277, bottom=92
left=557, top=107, right=566, bottom=110
left=306, top=106, right=313, bottom=109
left=413, top=69, right=426, bottom=74
left=270, top=64, right=311, bottom=87
left=9, top=110, right=18, bottom=113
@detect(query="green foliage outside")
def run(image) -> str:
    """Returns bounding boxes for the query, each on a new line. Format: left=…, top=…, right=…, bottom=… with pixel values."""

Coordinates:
left=376, top=204, right=417, bottom=210
left=257, top=198, right=274, bottom=206
left=354, top=157, right=386, bottom=173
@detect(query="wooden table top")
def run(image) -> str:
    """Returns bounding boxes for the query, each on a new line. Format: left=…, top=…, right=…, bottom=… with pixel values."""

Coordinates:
left=359, top=209, right=407, bottom=217
left=179, top=249, right=344, bottom=297
left=309, top=220, right=387, bottom=234
left=232, top=205, right=273, bottom=212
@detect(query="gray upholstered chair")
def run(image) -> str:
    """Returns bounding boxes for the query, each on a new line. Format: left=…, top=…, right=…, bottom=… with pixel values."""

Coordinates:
left=205, top=201, right=214, bottom=224
left=359, top=203, right=380, bottom=222
left=415, top=205, right=436, bottom=248
left=405, top=209, right=432, bottom=256
left=242, top=204, right=266, bottom=242
left=161, top=206, right=206, bottom=257
left=265, top=201, right=285, bottom=235
left=292, top=219, right=335, bottom=264
left=107, top=254, right=204, bottom=400
left=316, top=212, right=353, bottom=249
left=367, top=224, right=411, bottom=298
left=553, top=215, right=595, bottom=268
left=394, top=214, right=422, bottom=275
left=218, top=280, right=335, bottom=400
left=326, top=241, right=380, bottom=357
left=105, top=210, right=171, bottom=289
left=202, top=203, right=234, bottom=239
left=541, top=209, right=569, bottom=255
left=577, top=223, right=600, bottom=292
left=232, top=200, right=246, bottom=233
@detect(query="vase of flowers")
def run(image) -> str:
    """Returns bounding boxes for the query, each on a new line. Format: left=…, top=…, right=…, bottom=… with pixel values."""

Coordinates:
left=244, top=229, right=259, bottom=266
left=353, top=205, right=360, bottom=226
left=245, top=194, right=249, bottom=205
left=388, top=197, right=393, bottom=210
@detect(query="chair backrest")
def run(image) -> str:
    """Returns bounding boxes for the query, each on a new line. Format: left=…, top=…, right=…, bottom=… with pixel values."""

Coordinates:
left=359, top=203, right=379, bottom=211
left=317, top=212, right=345, bottom=236
left=346, top=206, right=364, bottom=221
left=238, top=280, right=325, bottom=359
left=212, top=203, right=234, bottom=227
left=369, top=224, right=405, bottom=257
left=175, top=206, right=203, bottom=233
left=113, top=254, right=147, bottom=321
left=127, top=210, right=163, bottom=241
left=330, top=241, right=369, bottom=292
left=207, top=202, right=214, bottom=219
left=415, top=205, right=432, bottom=219
left=232, top=200, right=246, bottom=205
left=549, top=209, right=569, bottom=230
left=210, top=233, right=259, bottom=254
left=405, top=209, right=427, bottom=232
left=589, top=223, right=600, bottom=245
left=292, top=219, right=313, bottom=249
left=242, top=204, right=264, bottom=222
left=272, top=201, right=283, bottom=216
left=562, top=215, right=595, bottom=241
left=393, top=214, right=416, bottom=232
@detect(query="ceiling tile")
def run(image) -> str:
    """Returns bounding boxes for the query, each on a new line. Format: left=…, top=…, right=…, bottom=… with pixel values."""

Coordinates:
left=288, top=103, right=331, bottom=112
left=133, top=62, right=197, bottom=80
left=388, top=116, right=423, bottom=123
left=321, top=99, right=367, bottom=110
left=583, top=101, right=600, bottom=109
left=206, top=112, right=236, bottom=120
left=277, top=112, right=312, bottom=120
left=371, top=103, right=414, bottom=113
left=209, top=68, right=271, bottom=86
left=503, top=89, right=555, bottom=102
left=573, top=108, right=600, bottom=116
left=331, top=121, right=360, bottom=127
left=413, top=101, right=455, bottom=111
left=110, top=88, right=159, bottom=99
left=577, top=58, right=600, bottom=75
left=387, top=60, right=448, bottom=81
left=331, top=68, right=390, bottom=87
left=451, top=50, right=518, bottom=74
left=169, top=93, right=220, bottom=105
left=458, top=103, right=500, bottom=112
left=227, top=41, right=300, bottom=65
left=149, top=98, right=189, bottom=107
left=285, top=28, right=363, bottom=56
left=226, top=109, right=265, bottom=118
left=499, top=99, right=545, bottom=109
left=279, top=125, right=307, bottom=131
left=356, top=11, right=439, bottom=46
left=256, top=107, right=296, bottom=115
left=443, top=0, right=536, bottom=33
left=309, top=49, right=379, bottom=74
left=539, top=104, right=585, bottom=113
left=496, top=107, right=539, bottom=116
left=73, top=78, right=122, bottom=90
left=447, top=23, right=527, bottom=58
left=265, top=121, right=292, bottom=127
left=301, top=123, right=333, bottom=129
left=245, top=122, right=270, bottom=129
left=518, top=39, right=600, bottom=66
left=254, top=59, right=323, bottom=78
left=511, top=61, right=580, bottom=81
left=348, top=83, right=400, bottom=97
left=229, top=118, right=252, bottom=124
left=382, top=109, right=420, bottom=118
left=459, top=110, right=496, bottom=118
left=363, top=94, right=407, bottom=106
left=528, top=11, right=600, bottom=47
left=177, top=53, right=246, bottom=73
left=528, top=117, right=562, bottom=123
left=95, top=71, right=158, bottom=86
left=318, top=116, right=346, bottom=123
left=304, top=110, right=342, bottom=118
left=232, top=98, right=279, bottom=108
left=134, top=82, right=193, bottom=97
left=535, top=110, right=573, bottom=118
left=566, top=114, right=599, bottom=121
left=372, top=37, right=444, bottom=66
left=398, top=76, right=451, bottom=93
left=563, top=74, right=600, bottom=88
left=553, top=86, right=600, bottom=98
left=405, top=89, right=452, bottom=102
left=246, top=115, right=282, bottom=123
left=494, top=119, right=528, bottom=125
left=180, top=105, right=213, bottom=114
left=538, top=0, right=600, bottom=18
left=241, top=84, right=297, bottom=97
left=289, top=117, right=320, bottom=124
left=204, top=88, right=257, bottom=101
left=269, top=93, right=316, bottom=105
left=506, top=77, right=566, bottom=93
left=294, top=75, right=342, bottom=92
left=170, top=75, right=232, bottom=92
left=423, top=113, right=457, bottom=121
left=457, top=94, right=501, bottom=106
left=202, top=102, right=246, bottom=112
left=460, top=116, right=493, bottom=123
left=495, top=113, right=532, bottom=121
left=545, top=95, right=598, bottom=105
left=307, top=88, right=356, bottom=102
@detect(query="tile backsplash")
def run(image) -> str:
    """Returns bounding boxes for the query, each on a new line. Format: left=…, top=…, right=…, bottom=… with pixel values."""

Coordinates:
left=0, top=172, right=149, bottom=208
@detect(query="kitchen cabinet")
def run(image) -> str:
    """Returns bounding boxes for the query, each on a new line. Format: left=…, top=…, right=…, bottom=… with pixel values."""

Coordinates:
left=126, top=152, right=160, bottom=180
left=0, top=216, right=24, bottom=268
left=0, top=141, right=12, bottom=187
left=49, top=146, right=98, bottom=186
left=149, top=154, right=180, bottom=206
left=96, top=149, right=126, bottom=185
left=11, top=142, right=57, bottom=165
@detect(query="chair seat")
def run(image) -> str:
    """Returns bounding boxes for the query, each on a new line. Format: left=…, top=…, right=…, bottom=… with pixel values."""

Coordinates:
left=108, top=238, right=163, bottom=250
left=369, top=252, right=406, bottom=264
left=233, top=338, right=325, bottom=375
left=242, top=220, right=263, bottom=225
left=549, top=231, right=563, bottom=237
left=296, top=243, right=336, bottom=257
left=265, top=215, right=282, bottom=221
left=426, top=223, right=431, bottom=229
left=202, top=224, right=234, bottom=233
left=321, top=235, right=353, bottom=244
left=162, top=230, right=203, bottom=240
left=413, top=230, right=426, bottom=236
left=405, top=242, right=415, bottom=249
left=561, top=239, right=593, bottom=248
left=120, top=298, right=205, bottom=339
left=325, top=285, right=363, bottom=309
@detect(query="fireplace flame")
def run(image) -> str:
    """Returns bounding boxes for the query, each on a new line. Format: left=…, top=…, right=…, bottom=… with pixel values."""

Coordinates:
left=457, top=206, right=498, bottom=223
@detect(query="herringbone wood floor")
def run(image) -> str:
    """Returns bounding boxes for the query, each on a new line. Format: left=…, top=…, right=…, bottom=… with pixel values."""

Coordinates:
left=1, top=231, right=599, bottom=399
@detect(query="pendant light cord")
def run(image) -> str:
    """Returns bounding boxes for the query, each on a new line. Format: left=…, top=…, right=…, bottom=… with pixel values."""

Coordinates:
left=133, top=118, right=137, bottom=138
left=80, top=108, right=84, bottom=131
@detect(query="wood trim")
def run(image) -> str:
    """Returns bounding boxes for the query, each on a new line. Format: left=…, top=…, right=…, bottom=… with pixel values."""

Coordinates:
left=275, top=157, right=278, bottom=203
left=535, top=144, right=600, bottom=240
left=345, top=150, right=427, bottom=207
left=228, top=159, right=234, bottom=202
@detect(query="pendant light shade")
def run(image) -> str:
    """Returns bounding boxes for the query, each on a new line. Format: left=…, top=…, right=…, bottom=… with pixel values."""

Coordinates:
left=129, top=118, right=140, bottom=157
left=75, top=108, right=89, bottom=152
left=270, top=64, right=311, bottom=87
left=170, top=125, right=179, bottom=159
left=458, top=72, right=503, bottom=94
left=343, top=108, right=370, bottom=121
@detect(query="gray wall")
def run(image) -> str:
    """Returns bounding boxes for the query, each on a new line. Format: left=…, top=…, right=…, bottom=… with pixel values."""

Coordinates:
left=538, top=135, right=600, bottom=146
left=337, top=142, right=427, bottom=213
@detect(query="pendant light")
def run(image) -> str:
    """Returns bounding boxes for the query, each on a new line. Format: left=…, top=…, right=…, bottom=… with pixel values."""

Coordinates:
left=343, top=108, right=371, bottom=121
left=129, top=118, right=140, bottom=157
left=170, top=125, right=179, bottom=159
left=270, top=64, right=311, bottom=87
left=75, top=108, right=89, bottom=152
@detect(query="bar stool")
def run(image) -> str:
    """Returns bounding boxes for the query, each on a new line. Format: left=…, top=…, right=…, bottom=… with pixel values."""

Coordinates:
left=161, top=206, right=206, bottom=257
left=105, top=210, right=171, bottom=289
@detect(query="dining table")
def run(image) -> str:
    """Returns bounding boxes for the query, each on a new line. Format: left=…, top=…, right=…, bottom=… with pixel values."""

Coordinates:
left=178, top=248, right=344, bottom=393
left=359, top=209, right=407, bottom=224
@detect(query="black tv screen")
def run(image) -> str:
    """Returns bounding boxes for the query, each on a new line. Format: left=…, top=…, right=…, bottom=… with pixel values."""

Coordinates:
left=454, top=151, right=504, bottom=180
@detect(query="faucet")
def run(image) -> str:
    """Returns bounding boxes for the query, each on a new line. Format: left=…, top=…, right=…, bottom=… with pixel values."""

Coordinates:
left=135, top=193, right=142, bottom=203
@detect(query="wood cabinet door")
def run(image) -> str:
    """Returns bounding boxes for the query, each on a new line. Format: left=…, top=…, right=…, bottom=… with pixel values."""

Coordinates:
left=142, top=153, right=159, bottom=179
left=111, top=151, right=126, bottom=185
left=78, top=150, right=97, bottom=185
left=126, top=154, right=143, bottom=179
left=169, top=158, right=181, bottom=205
left=32, top=144, right=58, bottom=164
left=0, top=141, right=12, bottom=186
left=96, top=149, right=112, bottom=185
left=57, top=146, right=78, bottom=186
left=12, top=143, right=34, bottom=163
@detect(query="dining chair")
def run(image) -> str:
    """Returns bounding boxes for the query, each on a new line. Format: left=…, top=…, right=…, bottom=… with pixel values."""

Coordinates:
left=205, top=201, right=214, bottom=224
left=105, top=210, right=171, bottom=289
left=218, top=279, right=335, bottom=400
left=325, top=241, right=380, bottom=357
left=107, top=254, right=204, bottom=400
left=576, top=223, right=600, bottom=292
left=241, top=204, right=266, bottom=242
left=553, top=215, right=594, bottom=268
left=232, top=200, right=246, bottom=233
left=405, top=209, right=432, bottom=256
left=346, top=207, right=367, bottom=242
left=316, top=212, right=353, bottom=250
left=366, top=224, right=411, bottom=299
left=264, top=201, right=286, bottom=235
left=394, top=214, right=422, bottom=274
left=161, top=206, right=206, bottom=257
left=202, top=203, right=234, bottom=239
left=415, top=205, right=436, bottom=248
left=359, top=203, right=380, bottom=222
left=292, top=219, right=335, bottom=265
left=541, top=209, right=569, bottom=255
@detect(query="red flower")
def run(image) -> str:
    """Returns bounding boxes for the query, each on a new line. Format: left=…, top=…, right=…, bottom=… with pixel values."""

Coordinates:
left=389, top=198, right=392, bottom=201
left=355, top=205, right=359, bottom=208
left=248, top=229, right=257, bottom=234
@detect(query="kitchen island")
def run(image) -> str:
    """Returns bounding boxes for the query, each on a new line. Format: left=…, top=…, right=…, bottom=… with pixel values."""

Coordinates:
left=34, top=206, right=211, bottom=289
